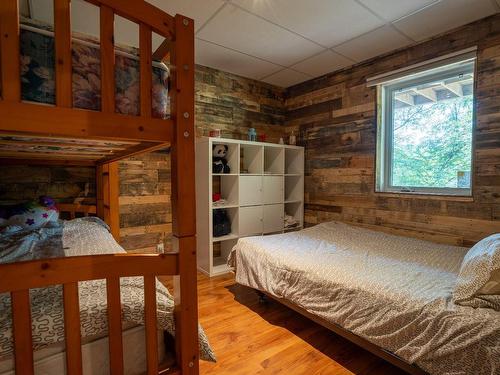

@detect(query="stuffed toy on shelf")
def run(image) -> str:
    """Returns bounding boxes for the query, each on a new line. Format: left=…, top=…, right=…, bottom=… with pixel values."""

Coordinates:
left=212, top=144, right=231, bottom=174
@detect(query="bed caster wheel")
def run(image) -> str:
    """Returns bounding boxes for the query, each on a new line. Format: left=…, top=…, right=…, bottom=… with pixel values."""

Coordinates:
left=256, top=291, right=267, bottom=304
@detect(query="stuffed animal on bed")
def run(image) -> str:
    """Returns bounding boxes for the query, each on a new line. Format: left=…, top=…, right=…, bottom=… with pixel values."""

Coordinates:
left=0, top=196, right=59, bottom=232
left=212, top=144, right=231, bottom=174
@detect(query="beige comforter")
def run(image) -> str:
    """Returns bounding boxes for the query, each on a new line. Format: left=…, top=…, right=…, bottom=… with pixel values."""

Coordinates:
left=0, top=218, right=215, bottom=362
left=229, top=221, right=500, bottom=375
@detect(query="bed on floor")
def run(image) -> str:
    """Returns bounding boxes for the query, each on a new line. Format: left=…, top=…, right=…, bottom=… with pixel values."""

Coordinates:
left=228, top=221, right=500, bottom=375
left=0, top=213, right=215, bottom=375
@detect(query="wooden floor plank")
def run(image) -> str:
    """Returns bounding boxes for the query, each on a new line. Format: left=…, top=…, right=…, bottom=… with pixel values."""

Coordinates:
left=186, top=273, right=408, bottom=375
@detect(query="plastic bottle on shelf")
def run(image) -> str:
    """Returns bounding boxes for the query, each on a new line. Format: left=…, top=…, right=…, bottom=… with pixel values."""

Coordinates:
left=289, top=131, right=296, bottom=145
left=248, top=128, right=257, bottom=142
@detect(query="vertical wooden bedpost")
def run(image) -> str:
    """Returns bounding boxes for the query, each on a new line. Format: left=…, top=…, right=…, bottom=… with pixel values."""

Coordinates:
left=171, top=14, right=199, bottom=375
left=96, top=162, right=120, bottom=241
left=54, top=0, right=72, bottom=107
left=0, top=0, right=20, bottom=101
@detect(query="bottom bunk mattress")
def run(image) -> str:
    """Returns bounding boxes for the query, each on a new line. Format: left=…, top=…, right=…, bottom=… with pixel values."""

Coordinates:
left=0, top=326, right=166, bottom=375
left=0, top=217, right=215, bottom=367
left=228, top=221, right=500, bottom=375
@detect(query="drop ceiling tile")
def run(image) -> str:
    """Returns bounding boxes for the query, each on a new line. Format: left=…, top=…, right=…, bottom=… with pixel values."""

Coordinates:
left=262, top=69, right=310, bottom=88
left=394, top=0, right=498, bottom=41
left=291, top=50, right=352, bottom=77
left=334, top=25, right=412, bottom=63
left=195, top=39, right=282, bottom=80
left=146, top=0, right=225, bottom=31
left=197, top=4, right=324, bottom=66
left=358, top=0, right=437, bottom=21
left=232, top=0, right=384, bottom=47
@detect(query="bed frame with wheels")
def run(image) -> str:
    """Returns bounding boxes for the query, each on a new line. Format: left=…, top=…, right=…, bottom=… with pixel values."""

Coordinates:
left=0, top=1, right=198, bottom=374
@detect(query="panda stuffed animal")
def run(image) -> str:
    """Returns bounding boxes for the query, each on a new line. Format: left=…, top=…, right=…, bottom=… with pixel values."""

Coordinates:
left=212, top=144, right=231, bottom=174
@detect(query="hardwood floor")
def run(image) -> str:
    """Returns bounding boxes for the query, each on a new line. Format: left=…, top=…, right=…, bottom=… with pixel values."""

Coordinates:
left=196, top=272, right=408, bottom=375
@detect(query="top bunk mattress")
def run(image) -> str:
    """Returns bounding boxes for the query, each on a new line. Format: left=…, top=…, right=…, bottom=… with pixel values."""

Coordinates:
left=229, top=221, right=500, bottom=375
left=18, top=19, right=170, bottom=118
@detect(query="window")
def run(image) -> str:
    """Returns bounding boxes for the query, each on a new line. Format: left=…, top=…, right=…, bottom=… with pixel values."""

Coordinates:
left=373, top=52, right=475, bottom=196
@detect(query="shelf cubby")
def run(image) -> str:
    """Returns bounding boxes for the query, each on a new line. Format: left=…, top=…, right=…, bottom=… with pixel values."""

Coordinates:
left=212, top=174, right=238, bottom=208
left=264, top=145, right=284, bottom=175
left=240, top=144, right=263, bottom=175
left=285, top=175, right=303, bottom=202
left=285, top=147, right=304, bottom=175
left=212, top=207, right=238, bottom=242
left=285, top=201, right=303, bottom=229
left=212, top=238, right=238, bottom=275
left=213, top=140, right=239, bottom=174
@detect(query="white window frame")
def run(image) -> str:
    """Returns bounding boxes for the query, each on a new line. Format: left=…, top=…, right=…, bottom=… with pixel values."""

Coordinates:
left=374, top=54, right=476, bottom=197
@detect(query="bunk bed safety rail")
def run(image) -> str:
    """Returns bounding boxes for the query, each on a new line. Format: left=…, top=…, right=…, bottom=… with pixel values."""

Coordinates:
left=0, top=254, right=178, bottom=375
left=0, top=0, right=175, bottom=143
left=57, top=203, right=97, bottom=219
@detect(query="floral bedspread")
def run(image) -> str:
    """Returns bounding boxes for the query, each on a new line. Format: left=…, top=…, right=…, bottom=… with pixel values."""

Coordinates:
left=19, top=19, right=169, bottom=118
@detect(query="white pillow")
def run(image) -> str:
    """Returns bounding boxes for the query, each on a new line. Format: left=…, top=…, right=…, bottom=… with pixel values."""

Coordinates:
left=453, top=233, right=500, bottom=310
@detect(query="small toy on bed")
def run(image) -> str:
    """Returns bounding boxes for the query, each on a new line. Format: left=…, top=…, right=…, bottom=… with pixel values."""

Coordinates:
left=212, top=144, right=231, bottom=174
left=0, top=196, right=59, bottom=233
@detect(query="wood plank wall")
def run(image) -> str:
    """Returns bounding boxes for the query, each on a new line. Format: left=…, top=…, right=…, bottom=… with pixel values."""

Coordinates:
left=119, top=66, right=286, bottom=252
left=285, top=14, right=500, bottom=247
left=0, top=65, right=285, bottom=252
left=118, top=150, right=172, bottom=253
left=195, top=65, right=285, bottom=142
left=0, top=165, right=95, bottom=205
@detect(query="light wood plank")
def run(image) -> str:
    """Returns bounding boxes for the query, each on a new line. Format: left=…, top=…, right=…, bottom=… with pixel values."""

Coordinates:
left=152, top=38, right=171, bottom=63
left=0, top=253, right=178, bottom=293
left=170, top=14, right=199, bottom=375
left=107, top=162, right=121, bottom=240
left=144, top=275, right=159, bottom=375
left=54, top=0, right=72, bottom=107
left=173, top=237, right=199, bottom=375
left=100, top=5, right=115, bottom=113
left=11, top=290, right=34, bottom=375
left=196, top=273, right=408, bottom=375
left=85, top=0, right=174, bottom=38
left=106, top=277, right=124, bottom=375
left=170, top=14, right=196, bottom=237
left=63, top=283, right=83, bottom=375
left=0, top=0, right=20, bottom=101
left=140, top=23, right=153, bottom=118
left=96, top=165, right=105, bottom=218
left=0, top=101, right=173, bottom=143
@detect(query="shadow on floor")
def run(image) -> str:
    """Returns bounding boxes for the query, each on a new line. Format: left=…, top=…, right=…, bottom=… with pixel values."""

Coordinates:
left=225, top=283, right=408, bottom=375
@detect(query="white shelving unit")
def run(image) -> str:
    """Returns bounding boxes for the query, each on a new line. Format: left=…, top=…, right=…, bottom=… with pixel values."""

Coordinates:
left=196, top=137, right=304, bottom=277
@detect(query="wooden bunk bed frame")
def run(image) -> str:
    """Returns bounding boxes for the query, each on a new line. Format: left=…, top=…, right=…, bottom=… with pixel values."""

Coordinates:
left=0, top=1, right=198, bottom=374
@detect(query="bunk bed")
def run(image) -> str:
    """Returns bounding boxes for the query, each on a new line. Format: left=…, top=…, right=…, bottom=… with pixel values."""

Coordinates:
left=0, top=1, right=205, bottom=374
